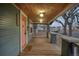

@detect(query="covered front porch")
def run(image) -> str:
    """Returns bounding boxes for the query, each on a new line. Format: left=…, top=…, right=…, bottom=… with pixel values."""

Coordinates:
left=0, top=3, right=79, bottom=56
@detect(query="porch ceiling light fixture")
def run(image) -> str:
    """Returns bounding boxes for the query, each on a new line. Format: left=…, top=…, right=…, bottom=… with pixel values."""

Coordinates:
left=39, top=10, right=45, bottom=17
left=40, top=19, right=43, bottom=23
left=39, top=13, right=44, bottom=17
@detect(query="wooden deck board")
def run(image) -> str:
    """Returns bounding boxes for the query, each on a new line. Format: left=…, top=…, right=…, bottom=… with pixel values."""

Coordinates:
left=20, top=37, right=61, bottom=56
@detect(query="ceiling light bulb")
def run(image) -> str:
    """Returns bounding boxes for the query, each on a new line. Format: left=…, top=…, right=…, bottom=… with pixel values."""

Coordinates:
left=40, top=13, right=44, bottom=17
left=40, top=19, right=43, bottom=23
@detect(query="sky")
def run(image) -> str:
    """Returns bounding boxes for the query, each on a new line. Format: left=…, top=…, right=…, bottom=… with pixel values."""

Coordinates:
left=50, top=16, right=65, bottom=27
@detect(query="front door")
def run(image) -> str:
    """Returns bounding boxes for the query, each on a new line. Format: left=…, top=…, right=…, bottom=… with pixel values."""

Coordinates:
left=21, top=13, right=26, bottom=50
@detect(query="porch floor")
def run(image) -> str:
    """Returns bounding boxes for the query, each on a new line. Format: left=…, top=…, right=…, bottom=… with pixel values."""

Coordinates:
left=20, top=37, right=61, bottom=56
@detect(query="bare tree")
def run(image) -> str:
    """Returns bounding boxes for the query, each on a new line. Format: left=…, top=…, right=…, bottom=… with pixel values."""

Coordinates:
left=55, top=15, right=67, bottom=35
left=56, top=6, right=77, bottom=36
left=55, top=4, right=79, bottom=36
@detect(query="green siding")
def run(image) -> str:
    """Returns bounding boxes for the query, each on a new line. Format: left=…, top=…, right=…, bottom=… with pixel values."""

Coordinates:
left=0, top=4, right=20, bottom=56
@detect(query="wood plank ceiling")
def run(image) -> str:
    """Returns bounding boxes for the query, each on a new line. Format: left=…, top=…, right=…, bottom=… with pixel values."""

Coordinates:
left=16, top=3, right=72, bottom=23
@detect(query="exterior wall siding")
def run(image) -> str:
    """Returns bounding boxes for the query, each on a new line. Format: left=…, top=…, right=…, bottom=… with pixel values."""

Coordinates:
left=0, top=4, right=20, bottom=56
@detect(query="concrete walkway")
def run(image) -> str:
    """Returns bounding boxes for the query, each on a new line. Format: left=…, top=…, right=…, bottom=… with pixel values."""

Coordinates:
left=20, top=37, right=61, bottom=56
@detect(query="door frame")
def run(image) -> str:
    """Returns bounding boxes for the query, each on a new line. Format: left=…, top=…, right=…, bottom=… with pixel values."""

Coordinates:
left=20, top=10, right=28, bottom=52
